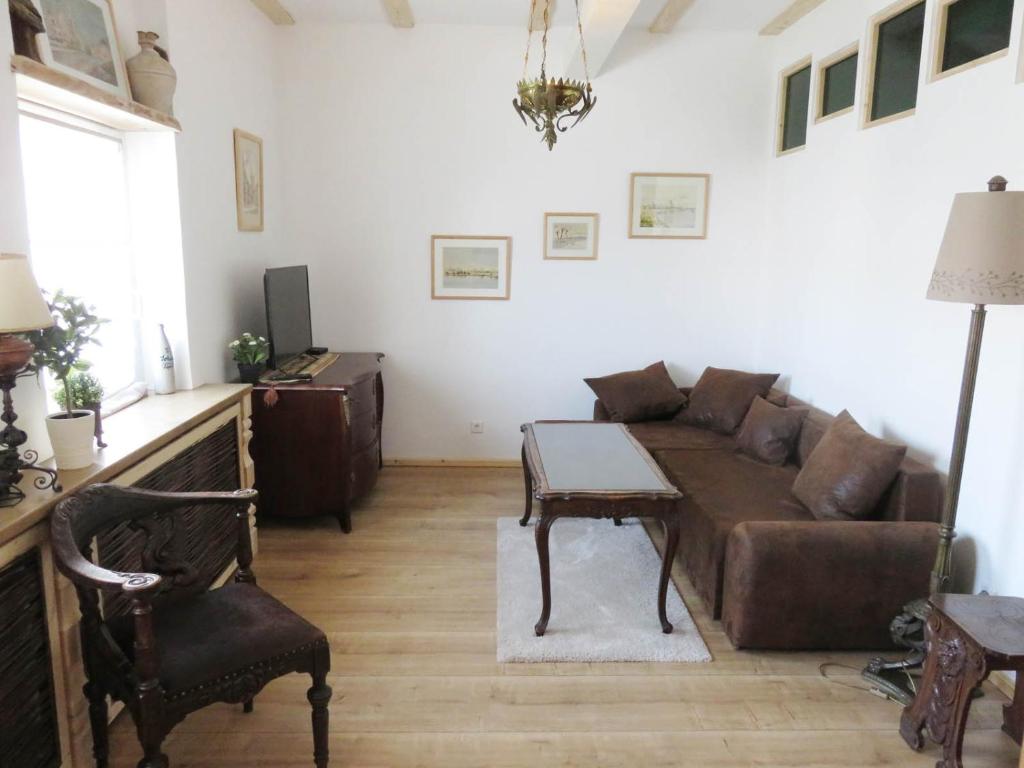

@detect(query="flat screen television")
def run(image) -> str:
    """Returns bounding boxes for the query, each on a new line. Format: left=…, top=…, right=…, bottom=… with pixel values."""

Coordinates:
left=264, top=265, right=313, bottom=369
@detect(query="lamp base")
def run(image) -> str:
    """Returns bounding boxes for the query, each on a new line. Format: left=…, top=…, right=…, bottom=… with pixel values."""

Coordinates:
left=861, top=598, right=930, bottom=706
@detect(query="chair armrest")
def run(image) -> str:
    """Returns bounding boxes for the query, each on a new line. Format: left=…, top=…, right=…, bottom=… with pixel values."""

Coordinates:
left=721, top=520, right=938, bottom=650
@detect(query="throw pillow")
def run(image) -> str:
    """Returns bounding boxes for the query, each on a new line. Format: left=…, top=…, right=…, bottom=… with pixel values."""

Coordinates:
left=792, top=410, right=907, bottom=521
left=736, top=396, right=808, bottom=466
left=584, top=361, right=687, bottom=423
left=679, top=367, right=780, bottom=434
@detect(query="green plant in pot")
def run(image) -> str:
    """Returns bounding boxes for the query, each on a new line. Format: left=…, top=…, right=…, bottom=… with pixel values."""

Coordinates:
left=229, top=332, right=269, bottom=384
left=27, top=292, right=105, bottom=470
left=54, top=370, right=107, bottom=449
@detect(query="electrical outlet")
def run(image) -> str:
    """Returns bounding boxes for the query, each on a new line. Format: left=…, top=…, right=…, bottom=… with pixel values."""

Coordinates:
left=471, top=421, right=484, bottom=434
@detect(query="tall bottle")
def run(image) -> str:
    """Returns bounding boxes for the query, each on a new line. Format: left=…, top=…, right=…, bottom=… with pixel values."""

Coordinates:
left=155, top=323, right=176, bottom=395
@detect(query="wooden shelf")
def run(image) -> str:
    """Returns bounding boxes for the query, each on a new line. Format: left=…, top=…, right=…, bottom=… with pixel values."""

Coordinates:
left=10, top=54, right=181, bottom=133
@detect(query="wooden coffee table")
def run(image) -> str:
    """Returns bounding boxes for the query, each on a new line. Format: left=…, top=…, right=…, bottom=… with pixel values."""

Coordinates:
left=519, top=422, right=683, bottom=636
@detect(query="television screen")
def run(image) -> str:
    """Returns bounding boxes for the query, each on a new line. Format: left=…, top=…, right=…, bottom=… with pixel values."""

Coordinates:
left=264, top=265, right=312, bottom=368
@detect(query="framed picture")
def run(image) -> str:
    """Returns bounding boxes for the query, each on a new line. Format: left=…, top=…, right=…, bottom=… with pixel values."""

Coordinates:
left=431, top=236, right=511, bottom=301
left=233, top=129, right=264, bottom=232
left=544, top=212, right=599, bottom=260
left=32, top=0, right=129, bottom=99
left=629, top=172, right=711, bottom=240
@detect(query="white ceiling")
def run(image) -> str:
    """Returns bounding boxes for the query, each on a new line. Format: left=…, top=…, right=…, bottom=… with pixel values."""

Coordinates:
left=280, top=0, right=797, bottom=32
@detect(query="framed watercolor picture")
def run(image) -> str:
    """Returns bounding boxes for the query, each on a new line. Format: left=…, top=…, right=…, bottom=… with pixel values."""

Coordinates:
left=629, top=173, right=711, bottom=239
left=431, top=236, right=511, bottom=300
left=32, top=0, right=129, bottom=99
left=233, top=129, right=264, bottom=232
left=544, top=212, right=599, bottom=260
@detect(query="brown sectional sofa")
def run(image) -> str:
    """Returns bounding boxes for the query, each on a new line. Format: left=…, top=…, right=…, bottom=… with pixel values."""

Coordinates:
left=594, top=389, right=941, bottom=650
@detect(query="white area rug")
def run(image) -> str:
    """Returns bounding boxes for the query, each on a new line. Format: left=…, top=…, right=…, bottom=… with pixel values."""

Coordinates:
left=496, top=517, right=712, bottom=663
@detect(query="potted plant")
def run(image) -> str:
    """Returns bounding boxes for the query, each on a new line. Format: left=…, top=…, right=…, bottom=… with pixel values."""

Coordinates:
left=27, top=292, right=105, bottom=470
left=229, top=332, right=269, bottom=383
left=53, top=370, right=107, bottom=449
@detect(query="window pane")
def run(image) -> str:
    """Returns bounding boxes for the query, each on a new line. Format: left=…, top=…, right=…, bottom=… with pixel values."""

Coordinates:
left=822, top=53, right=858, bottom=117
left=781, top=65, right=811, bottom=152
left=18, top=115, right=141, bottom=403
left=871, top=1, right=926, bottom=121
left=942, top=0, right=1014, bottom=71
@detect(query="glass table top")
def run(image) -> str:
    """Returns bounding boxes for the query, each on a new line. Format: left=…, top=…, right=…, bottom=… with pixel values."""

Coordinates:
left=529, top=422, right=676, bottom=493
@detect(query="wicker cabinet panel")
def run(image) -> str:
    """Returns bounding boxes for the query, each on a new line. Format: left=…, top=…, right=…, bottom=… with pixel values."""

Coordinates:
left=96, top=422, right=241, bottom=618
left=0, top=548, right=61, bottom=768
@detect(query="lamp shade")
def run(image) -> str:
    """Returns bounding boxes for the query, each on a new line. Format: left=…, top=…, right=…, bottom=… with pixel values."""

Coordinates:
left=927, top=190, right=1024, bottom=305
left=0, top=253, right=53, bottom=332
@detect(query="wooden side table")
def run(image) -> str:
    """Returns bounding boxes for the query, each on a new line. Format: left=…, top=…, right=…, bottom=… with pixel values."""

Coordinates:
left=900, top=594, right=1024, bottom=768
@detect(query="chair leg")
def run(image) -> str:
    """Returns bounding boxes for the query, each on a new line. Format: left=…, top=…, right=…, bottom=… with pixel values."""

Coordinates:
left=84, top=681, right=109, bottom=768
left=243, top=697, right=255, bottom=714
left=307, top=671, right=333, bottom=767
left=136, top=720, right=168, bottom=768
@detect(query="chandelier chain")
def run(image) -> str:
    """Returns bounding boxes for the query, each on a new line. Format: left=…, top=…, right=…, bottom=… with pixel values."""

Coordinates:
left=523, top=0, right=539, bottom=79
left=540, top=0, right=550, bottom=79
left=574, top=0, right=591, bottom=85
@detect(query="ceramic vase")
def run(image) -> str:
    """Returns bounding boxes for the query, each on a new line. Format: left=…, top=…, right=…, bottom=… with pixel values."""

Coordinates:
left=155, top=324, right=176, bottom=395
left=126, top=31, right=177, bottom=115
left=45, top=410, right=96, bottom=470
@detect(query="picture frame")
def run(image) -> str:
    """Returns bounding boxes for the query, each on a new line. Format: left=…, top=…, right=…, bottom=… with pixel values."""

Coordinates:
left=431, top=235, right=511, bottom=301
left=629, top=172, right=711, bottom=240
left=233, top=129, right=264, bottom=232
left=31, top=0, right=130, bottom=100
left=544, top=213, right=599, bottom=260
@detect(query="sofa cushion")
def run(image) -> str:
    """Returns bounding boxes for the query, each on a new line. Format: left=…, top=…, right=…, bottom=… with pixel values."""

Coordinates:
left=678, top=367, right=780, bottom=434
left=627, top=422, right=735, bottom=453
left=584, top=361, right=687, bottom=423
left=793, top=410, right=908, bottom=521
left=656, top=448, right=812, bottom=617
left=735, top=397, right=808, bottom=466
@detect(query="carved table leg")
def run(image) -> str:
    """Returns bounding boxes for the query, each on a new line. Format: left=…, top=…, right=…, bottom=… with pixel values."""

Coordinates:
left=1002, top=677, right=1024, bottom=745
left=534, top=513, right=555, bottom=636
left=657, top=516, right=680, bottom=634
left=519, top=444, right=533, bottom=527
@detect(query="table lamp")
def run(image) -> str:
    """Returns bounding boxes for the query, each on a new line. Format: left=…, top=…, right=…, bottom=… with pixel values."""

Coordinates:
left=925, top=175, right=1024, bottom=593
left=0, top=252, right=59, bottom=506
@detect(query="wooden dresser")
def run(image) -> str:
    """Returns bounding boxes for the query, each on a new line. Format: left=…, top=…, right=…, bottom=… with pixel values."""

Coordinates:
left=250, top=352, right=383, bottom=532
left=0, top=385, right=254, bottom=767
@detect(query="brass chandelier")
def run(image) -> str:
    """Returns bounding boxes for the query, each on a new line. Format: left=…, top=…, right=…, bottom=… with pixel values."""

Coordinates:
left=513, top=0, right=596, bottom=151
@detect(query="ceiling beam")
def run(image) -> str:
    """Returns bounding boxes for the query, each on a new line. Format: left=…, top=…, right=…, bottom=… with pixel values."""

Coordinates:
left=529, top=0, right=556, bottom=32
left=759, top=0, right=828, bottom=36
left=381, top=0, right=415, bottom=28
left=249, top=0, right=294, bottom=25
left=648, top=0, right=697, bottom=34
left=566, top=0, right=645, bottom=79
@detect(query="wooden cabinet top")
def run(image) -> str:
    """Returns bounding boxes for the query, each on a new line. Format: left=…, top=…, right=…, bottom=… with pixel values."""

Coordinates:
left=253, top=353, right=384, bottom=393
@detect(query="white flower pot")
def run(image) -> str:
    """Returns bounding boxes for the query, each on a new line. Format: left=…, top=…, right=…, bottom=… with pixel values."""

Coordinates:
left=45, top=410, right=96, bottom=470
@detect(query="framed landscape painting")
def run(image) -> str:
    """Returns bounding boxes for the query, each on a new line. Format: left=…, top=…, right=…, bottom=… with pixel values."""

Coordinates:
left=233, top=129, right=264, bottom=232
left=33, top=0, right=129, bottom=99
left=431, top=236, right=511, bottom=300
left=544, top=212, right=599, bottom=260
left=629, top=173, right=711, bottom=240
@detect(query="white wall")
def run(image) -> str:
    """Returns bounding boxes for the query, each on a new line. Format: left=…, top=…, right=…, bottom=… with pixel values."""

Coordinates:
left=278, top=24, right=772, bottom=459
left=164, top=0, right=285, bottom=386
left=761, top=0, right=1024, bottom=595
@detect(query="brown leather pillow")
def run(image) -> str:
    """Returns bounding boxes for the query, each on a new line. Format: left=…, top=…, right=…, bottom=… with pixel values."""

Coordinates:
left=736, top=397, right=808, bottom=466
left=584, top=361, right=687, bottom=423
left=793, top=410, right=907, bottom=521
left=679, top=367, right=780, bottom=434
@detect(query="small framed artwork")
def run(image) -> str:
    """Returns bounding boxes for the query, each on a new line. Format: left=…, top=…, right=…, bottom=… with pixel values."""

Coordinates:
left=233, top=129, right=264, bottom=232
left=629, top=172, right=711, bottom=240
left=544, top=212, right=599, bottom=260
left=32, top=0, right=129, bottom=100
left=431, top=235, right=511, bottom=301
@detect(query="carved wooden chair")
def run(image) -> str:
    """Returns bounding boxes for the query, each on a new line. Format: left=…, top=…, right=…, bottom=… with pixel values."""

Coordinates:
left=50, top=484, right=332, bottom=768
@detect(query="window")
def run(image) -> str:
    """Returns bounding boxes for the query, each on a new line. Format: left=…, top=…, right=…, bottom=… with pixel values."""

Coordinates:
left=865, top=0, right=926, bottom=126
left=777, top=57, right=812, bottom=155
left=817, top=44, right=859, bottom=121
left=18, top=110, right=145, bottom=410
left=934, top=0, right=1014, bottom=77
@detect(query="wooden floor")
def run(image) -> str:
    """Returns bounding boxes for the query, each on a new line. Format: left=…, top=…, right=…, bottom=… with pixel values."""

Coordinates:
left=110, top=467, right=1021, bottom=767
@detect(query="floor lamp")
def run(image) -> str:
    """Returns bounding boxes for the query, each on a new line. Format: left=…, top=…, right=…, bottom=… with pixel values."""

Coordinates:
left=864, top=176, right=1024, bottom=703
left=0, top=253, right=59, bottom=506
